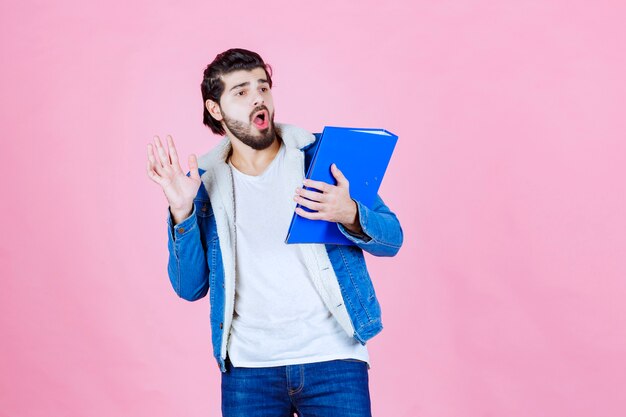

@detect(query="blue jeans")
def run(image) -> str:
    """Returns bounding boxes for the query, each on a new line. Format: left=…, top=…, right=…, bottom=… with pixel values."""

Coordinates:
left=221, top=358, right=372, bottom=417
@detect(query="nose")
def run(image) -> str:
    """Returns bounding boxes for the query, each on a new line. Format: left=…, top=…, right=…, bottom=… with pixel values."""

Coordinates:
left=252, top=90, right=264, bottom=107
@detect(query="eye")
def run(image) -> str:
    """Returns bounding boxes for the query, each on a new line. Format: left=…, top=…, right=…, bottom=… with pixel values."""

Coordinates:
left=260, top=87, right=268, bottom=92
left=236, top=90, right=246, bottom=96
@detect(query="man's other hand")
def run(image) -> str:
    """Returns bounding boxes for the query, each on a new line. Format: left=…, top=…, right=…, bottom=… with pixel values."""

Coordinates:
left=293, top=163, right=363, bottom=234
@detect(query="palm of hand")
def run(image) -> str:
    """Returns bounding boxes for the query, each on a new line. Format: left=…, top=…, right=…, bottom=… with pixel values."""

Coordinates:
left=162, top=171, right=202, bottom=210
left=146, top=134, right=201, bottom=211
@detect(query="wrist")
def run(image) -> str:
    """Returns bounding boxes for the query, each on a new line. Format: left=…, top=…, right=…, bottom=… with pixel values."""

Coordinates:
left=341, top=200, right=361, bottom=233
left=170, top=205, right=193, bottom=225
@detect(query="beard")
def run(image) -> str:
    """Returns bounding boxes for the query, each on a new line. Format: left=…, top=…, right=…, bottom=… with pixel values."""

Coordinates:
left=222, top=107, right=276, bottom=151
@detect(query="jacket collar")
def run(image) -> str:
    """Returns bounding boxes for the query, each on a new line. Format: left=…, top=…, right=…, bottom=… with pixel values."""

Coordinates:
left=196, top=122, right=316, bottom=171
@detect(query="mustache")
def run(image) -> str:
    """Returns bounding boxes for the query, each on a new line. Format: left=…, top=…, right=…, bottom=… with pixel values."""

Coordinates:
left=250, top=106, right=270, bottom=119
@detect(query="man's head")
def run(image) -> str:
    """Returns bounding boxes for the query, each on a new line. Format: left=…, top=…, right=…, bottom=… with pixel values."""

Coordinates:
left=201, top=48, right=276, bottom=150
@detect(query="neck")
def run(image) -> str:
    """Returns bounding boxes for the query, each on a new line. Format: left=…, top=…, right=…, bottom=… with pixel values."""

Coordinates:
left=228, top=135, right=282, bottom=176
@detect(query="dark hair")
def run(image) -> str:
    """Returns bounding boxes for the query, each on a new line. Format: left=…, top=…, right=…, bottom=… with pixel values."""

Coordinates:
left=200, top=48, right=273, bottom=135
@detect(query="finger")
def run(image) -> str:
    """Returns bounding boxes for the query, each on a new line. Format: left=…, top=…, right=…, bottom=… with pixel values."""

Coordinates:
left=166, top=135, right=181, bottom=172
left=330, top=163, right=349, bottom=187
left=295, top=206, right=324, bottom=220
left=148, top=143, right=166, bottom=176
left=303, top=178, right=332, bottom=193
left=147, top=143, right=155, bottom=164
left=188, top=154, right=200, bottom=180
left=148, top=140, right=162, bottom=168
left=295, top=187, right=327, bottom=203
left=146, top=158, right=164, bottom=185
left=153, top=135, right=171, bottom=167
left=294, top=195, right=323, bottom=211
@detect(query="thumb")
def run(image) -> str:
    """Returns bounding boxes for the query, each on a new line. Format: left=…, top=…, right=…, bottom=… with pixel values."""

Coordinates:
left=331, top=163, right=348, bottom=187
left=188, top=154, right=200, bottom=180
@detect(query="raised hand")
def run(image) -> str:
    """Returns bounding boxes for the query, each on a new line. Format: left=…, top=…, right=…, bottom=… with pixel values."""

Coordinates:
left=146, top=134, right=201, bottom=223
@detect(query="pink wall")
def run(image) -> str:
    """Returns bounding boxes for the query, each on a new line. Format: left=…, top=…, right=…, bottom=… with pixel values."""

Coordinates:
left=2, top=0, right=625, bottom=416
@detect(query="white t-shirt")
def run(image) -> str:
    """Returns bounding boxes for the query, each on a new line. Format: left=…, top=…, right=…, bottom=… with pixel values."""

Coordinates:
left=226, top=142, right=369, bottom=368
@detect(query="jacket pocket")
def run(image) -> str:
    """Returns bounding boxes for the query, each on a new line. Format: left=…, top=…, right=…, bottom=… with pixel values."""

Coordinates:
left=195, top=199, right=214, bottom=218
left=194, top=199, right=218, bottom=242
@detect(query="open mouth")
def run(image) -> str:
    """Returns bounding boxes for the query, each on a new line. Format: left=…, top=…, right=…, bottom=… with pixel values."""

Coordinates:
left=252, top=109, right=269, bottom=129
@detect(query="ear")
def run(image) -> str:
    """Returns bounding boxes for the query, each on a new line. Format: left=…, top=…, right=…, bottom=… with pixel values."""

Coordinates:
left=206, top=99, right=223, bottom=121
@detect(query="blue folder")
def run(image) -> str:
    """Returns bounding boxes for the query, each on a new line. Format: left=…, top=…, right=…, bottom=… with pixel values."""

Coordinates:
left=285, top=126, right=398, bottom=245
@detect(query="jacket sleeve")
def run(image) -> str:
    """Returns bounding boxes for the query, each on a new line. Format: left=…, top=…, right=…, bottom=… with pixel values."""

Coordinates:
left=166, top=202, right=210, bottom=301
left=336, top=194, right=404, bottom=257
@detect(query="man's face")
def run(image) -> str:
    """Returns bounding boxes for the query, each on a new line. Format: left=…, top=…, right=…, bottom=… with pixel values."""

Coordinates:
left=210, top=67, right=276, bottom=150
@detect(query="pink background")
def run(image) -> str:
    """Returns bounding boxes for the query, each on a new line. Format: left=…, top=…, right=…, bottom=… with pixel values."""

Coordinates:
left=2, top=0, right=625, bottom=416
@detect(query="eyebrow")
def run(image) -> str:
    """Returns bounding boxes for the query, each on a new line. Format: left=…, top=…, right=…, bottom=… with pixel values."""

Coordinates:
left=229, top=78, right=269, bottom=92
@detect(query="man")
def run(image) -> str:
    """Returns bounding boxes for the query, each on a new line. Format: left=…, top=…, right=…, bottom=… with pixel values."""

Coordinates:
left=146, top=48, right=403, bottom=417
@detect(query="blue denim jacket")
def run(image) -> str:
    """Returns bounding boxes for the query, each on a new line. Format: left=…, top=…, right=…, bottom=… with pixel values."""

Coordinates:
left=166, top=123, right=403, bottom=372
